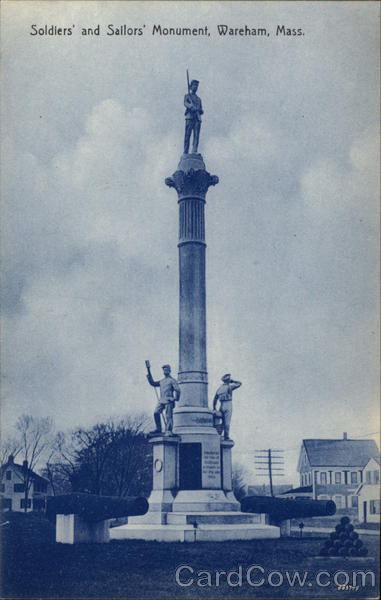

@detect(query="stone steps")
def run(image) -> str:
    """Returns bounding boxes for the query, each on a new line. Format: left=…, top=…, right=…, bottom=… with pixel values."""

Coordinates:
left=166, top=511, right=260, bottom=525
left=110, top=522, right=280, bottom=542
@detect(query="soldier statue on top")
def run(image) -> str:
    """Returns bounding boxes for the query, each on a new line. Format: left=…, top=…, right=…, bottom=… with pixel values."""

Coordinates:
left=184, top=71, right=203, bottom=154
left=145, top=361, right=181, bottom=435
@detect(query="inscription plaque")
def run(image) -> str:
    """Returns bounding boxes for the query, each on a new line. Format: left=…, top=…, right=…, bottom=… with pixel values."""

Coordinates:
left=179, top=443, right=202, bottom=490
left=202, top=449, right=221, bottom=482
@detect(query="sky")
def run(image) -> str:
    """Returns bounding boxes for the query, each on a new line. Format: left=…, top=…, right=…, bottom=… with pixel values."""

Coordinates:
left=1, top=1, right=380, bottom=484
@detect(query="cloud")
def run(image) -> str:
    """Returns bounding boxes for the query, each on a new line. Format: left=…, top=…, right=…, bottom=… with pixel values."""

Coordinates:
left=2, top=98, right=181, bottom=430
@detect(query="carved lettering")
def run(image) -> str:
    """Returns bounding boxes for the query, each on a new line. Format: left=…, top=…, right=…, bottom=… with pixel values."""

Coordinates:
left=202, top=449, right=221, bottom=480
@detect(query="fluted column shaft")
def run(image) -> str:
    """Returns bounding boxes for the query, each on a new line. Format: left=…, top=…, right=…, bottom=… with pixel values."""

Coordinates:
left=178, top=197, right=207, bottom=406
left=165, top=154, right=218, bottom=409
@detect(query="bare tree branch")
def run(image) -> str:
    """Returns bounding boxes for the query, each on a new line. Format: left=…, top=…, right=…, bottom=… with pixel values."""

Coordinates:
left=15, top=415, right=54, bottom=511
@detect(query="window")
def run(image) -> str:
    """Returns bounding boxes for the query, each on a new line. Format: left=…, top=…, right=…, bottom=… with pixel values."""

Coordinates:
left=374, top=471, right=380, bottom=484
left=20, top=499, right=31, bottom=509
left=350, top=472, right=358, bottom=485
left=350, top=495, right=358, bottom=508
left=333, top=495, right=343, bottom=509
left=33, top=498, right=45, bottom=510
left=2, top=498, right=12, bottom=510
left=320, top=472, right=327, bottom=485
left=366, top=470, right=372, bottom=484
left=308, top=472, right=311, bottom=485
left=34, top=480, right=47, bottom=493
left=14, top=483, right=25, bottom=493
left=6, top=471, right=11, bottom=480
left=335, top=472, right=342, bottom=484
left=369, top=500, right=380, bottom=515
left=0, top=484, right=5, bottom=493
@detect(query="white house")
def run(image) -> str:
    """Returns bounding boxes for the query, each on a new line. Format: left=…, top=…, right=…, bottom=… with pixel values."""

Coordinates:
left=282, top=433, right=379, bottom=514
left=0, top=455, right=50, bottom=512
left=279, top=485, right=313, bottom=499
left=355, top=457, right=380, bottom=524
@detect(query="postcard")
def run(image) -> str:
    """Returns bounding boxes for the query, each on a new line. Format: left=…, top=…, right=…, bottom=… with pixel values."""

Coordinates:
left=1, top=1, right=379, bottom=598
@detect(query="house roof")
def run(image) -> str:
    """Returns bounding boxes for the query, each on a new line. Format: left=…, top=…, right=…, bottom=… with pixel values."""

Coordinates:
left=364, top=456, right=380, bottom=467
left=281, top=485, right=312, bottom=495
left=247, top=484, right=292, bottom=496
left=0, top=461, right=49, bottom=483
left=302, top=439, right=380, bottom=468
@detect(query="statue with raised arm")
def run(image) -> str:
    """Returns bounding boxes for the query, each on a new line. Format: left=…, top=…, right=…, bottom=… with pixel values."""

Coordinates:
left=213, top=374, right=242, bottom=440
left=145, top=361, right=181, bottom=435
left=184, top=71, right=203, bottom=154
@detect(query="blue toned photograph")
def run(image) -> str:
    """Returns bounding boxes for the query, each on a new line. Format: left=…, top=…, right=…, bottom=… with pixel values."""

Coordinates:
left=1, top=1, right=379, bottom=598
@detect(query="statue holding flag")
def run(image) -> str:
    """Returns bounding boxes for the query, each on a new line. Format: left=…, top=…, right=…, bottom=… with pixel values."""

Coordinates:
left=145, top=360, right=181, bottom=435
left=184, top=71, right=203, bottom=154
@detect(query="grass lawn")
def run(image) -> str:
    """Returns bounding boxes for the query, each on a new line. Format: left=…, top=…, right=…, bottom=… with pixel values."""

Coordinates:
left=1, top=512, right=379, bottom=599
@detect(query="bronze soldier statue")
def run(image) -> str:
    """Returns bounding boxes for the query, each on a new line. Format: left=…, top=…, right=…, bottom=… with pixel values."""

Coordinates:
left=184, top=76, right=203, bottom=154
left=213, top=374, right=242, bottom=440
left=145, top=361, right=180, bottom=434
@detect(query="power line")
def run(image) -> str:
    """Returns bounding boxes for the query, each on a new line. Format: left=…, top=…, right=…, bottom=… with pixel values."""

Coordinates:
left=255, top=449, right=285, bottom=497
left=237, top=430, right=380, bottom=456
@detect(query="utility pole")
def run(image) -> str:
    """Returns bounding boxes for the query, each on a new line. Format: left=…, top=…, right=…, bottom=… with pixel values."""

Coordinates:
left=268, top=449, right=274, bottom=497
left=255, top=449, right=285, bottom=497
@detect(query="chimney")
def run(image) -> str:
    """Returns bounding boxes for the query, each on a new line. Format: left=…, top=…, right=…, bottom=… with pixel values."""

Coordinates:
left=8, top=454, right=14, bottom=465
left=343, top=432, right=348, bottom=440
left=22, top=459, right=28, bottom=471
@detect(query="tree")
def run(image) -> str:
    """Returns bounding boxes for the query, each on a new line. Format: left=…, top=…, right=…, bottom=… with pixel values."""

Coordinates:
left=51, top=414, right=152, bottom=498
left=232, top=462, right=248, bottom=501
left=15, top=415, right=54, bottom=512
left=103, top=416, right=152, bottom=497
left=41, top=438, right=72, bottom=497
left=0, top=437, right=21, bottom=468
left=70, top=422, right=115, bottom=495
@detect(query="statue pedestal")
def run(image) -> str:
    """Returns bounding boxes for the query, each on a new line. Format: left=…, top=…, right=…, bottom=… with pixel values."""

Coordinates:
left=148, top=434, right=180, bottom=514
left=111, top=430, right=280, bottom=542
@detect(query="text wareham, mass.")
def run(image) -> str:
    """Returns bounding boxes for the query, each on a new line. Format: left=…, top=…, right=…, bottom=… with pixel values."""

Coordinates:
left=29, top=24, right=305, bottom=37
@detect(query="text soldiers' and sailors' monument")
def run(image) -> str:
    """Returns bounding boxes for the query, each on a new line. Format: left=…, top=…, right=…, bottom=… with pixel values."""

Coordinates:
left=111, top=76, right=280, bottom=541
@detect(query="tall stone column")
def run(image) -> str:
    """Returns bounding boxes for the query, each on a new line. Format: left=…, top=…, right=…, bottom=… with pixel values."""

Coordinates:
left=165, top=154, right=218, bottom=421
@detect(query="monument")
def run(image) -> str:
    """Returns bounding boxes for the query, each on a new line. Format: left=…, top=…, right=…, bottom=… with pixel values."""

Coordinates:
left=111, top=77, right=280, bottom=542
